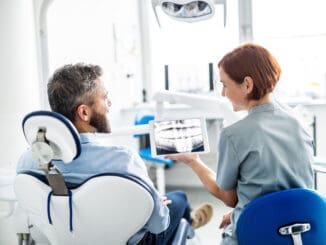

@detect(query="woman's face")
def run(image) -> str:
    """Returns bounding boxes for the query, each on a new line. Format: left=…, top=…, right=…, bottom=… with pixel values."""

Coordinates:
left=219, top=67, right=249, bottom=112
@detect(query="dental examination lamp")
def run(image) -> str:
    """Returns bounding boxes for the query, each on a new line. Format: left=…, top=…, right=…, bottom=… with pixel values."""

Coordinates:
left=151, top=0, right=227, bottom=26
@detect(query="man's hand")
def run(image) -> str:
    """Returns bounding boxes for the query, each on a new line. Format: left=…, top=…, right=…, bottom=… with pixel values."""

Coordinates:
left=161, top=196, right=172, bottom=205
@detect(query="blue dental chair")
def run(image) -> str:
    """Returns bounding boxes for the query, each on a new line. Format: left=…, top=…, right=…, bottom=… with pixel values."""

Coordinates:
left=236, top=188, right=326, bottom=245
left=134, top=113, right=174, bottom=195
left=14, top=111, right=194, bottom=245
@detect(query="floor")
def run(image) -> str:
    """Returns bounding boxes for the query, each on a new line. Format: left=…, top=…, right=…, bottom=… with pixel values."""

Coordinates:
left=166, top=186, right=232, bottom=245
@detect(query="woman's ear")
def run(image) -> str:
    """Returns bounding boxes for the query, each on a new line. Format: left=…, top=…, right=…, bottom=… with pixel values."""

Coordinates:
left=243, top=76, right=254, bottom=94
left=76, top=104, right=91, bottom=122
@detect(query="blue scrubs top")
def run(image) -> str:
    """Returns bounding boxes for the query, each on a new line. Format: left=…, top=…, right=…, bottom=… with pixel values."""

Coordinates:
left=17, top=133, right=169, bottom=244
left=216, top=101, right=314, bottom=244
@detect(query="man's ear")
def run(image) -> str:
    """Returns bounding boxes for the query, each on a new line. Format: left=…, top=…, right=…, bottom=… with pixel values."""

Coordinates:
left=243, top=76, right=254, bottom=94
left=76, top=104, right=91, bottom=122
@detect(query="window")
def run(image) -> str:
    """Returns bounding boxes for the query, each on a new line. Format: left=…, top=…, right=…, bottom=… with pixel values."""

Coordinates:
left=252, top=0, right=326, bottom=103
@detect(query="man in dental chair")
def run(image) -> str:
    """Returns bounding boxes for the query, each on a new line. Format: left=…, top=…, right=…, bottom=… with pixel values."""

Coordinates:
left=16, top=63, right=213, bottom=245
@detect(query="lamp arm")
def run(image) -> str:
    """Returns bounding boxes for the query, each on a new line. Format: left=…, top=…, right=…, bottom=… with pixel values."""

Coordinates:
left=151, top=0, right=161, bottom=27
left=153, top=91, right=239, bottom=126
left=213, top=0, right=227, bottom=27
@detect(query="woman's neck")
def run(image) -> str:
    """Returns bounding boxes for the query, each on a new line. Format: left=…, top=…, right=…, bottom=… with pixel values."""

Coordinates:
left=247, top=93, right=272, bottom=110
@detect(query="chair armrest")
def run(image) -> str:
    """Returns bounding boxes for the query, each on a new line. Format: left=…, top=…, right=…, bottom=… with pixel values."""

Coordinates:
left=171, top=218, right=194, bottom=245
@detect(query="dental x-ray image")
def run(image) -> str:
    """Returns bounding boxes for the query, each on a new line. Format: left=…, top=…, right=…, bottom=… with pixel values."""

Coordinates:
left=150, top=118, right=209, bottom=156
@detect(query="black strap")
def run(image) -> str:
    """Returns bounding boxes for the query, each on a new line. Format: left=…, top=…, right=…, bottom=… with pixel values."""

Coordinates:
left=39, top=162, right=68, bottom=196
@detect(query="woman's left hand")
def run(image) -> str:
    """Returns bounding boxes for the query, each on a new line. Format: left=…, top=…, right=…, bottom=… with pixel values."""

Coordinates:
left=219, top=212, right=232, bottom=229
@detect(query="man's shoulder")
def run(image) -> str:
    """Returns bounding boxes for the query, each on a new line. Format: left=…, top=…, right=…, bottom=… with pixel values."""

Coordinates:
left=16, top=149, right=38, bottom=173
left=91, top=144, right=137, bottom=157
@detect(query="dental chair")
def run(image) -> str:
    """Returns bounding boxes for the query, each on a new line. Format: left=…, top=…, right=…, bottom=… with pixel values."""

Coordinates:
left=14, top=111, right=194, bottom=245
left=236, top=188, right=326, bottom=245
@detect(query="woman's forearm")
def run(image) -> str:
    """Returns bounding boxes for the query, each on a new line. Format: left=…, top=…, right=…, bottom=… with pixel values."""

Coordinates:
left=188, top=159, right=238, bottom=207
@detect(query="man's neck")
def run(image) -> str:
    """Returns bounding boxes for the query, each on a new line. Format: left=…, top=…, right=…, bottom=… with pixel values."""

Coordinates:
left=74, top=121, right=96, bottom=133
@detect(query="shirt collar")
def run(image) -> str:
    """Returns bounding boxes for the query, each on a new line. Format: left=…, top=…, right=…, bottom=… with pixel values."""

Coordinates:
left=248, top=101, right=279, bottom=115
left=79, top=133, right=97, bottom=144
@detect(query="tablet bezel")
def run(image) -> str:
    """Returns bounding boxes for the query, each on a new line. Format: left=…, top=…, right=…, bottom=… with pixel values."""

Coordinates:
left=149, top=117, right=210, bottom=157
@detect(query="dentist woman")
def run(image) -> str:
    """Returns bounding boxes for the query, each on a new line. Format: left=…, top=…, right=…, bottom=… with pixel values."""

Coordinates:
left=166, top=43, right=314, bottom=244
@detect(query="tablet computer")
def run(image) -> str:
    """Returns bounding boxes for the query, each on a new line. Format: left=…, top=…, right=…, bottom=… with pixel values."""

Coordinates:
left=149, top=117, right=210, bottom=157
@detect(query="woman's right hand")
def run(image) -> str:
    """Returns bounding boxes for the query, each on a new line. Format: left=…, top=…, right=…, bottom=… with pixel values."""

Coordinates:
left=164, top=153, right=200, bottom=166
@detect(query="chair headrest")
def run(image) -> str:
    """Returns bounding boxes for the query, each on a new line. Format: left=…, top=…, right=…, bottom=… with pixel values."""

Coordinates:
left=22, top=111, right=81, bottom=163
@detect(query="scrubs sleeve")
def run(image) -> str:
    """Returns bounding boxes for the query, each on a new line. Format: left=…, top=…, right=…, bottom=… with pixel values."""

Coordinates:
left=216, top=129, right=240, bottom=190
left=130, top=150, right=170, bottom=234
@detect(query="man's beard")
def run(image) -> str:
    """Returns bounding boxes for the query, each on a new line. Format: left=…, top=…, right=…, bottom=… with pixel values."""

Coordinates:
left=89, top=110, right=111, bottom=133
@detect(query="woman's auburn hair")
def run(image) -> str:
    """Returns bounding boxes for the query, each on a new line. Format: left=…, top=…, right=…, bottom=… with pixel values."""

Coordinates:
left=218, top=43, right=282, bottom=100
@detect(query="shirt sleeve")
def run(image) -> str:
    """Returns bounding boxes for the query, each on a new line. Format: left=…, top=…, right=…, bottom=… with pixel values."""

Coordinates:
left=16, top=150, right=39, bottom=174
left=129, top=150, right=170, bottom=234
left=216, top=128, right=240, bottom=191
left=144, top=189, right=170, bottom=234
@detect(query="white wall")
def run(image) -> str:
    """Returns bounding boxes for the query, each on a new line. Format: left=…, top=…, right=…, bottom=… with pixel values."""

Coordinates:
left=0, top=0, right=41, bottom=244
left=0, top=0, right=41, bottom=168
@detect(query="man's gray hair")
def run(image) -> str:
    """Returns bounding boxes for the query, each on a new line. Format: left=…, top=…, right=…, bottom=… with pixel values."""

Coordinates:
left=47, top=63, right=102, bottom=122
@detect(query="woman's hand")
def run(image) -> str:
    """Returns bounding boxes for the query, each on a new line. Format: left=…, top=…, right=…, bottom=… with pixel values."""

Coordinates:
left=164, top=153, right=200, bottom=166
left=219, top=212, right=232, bottom=229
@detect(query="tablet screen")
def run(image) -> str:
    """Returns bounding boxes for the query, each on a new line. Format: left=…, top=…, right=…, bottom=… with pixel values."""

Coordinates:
left=150, top=118, right=210, bottom=156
